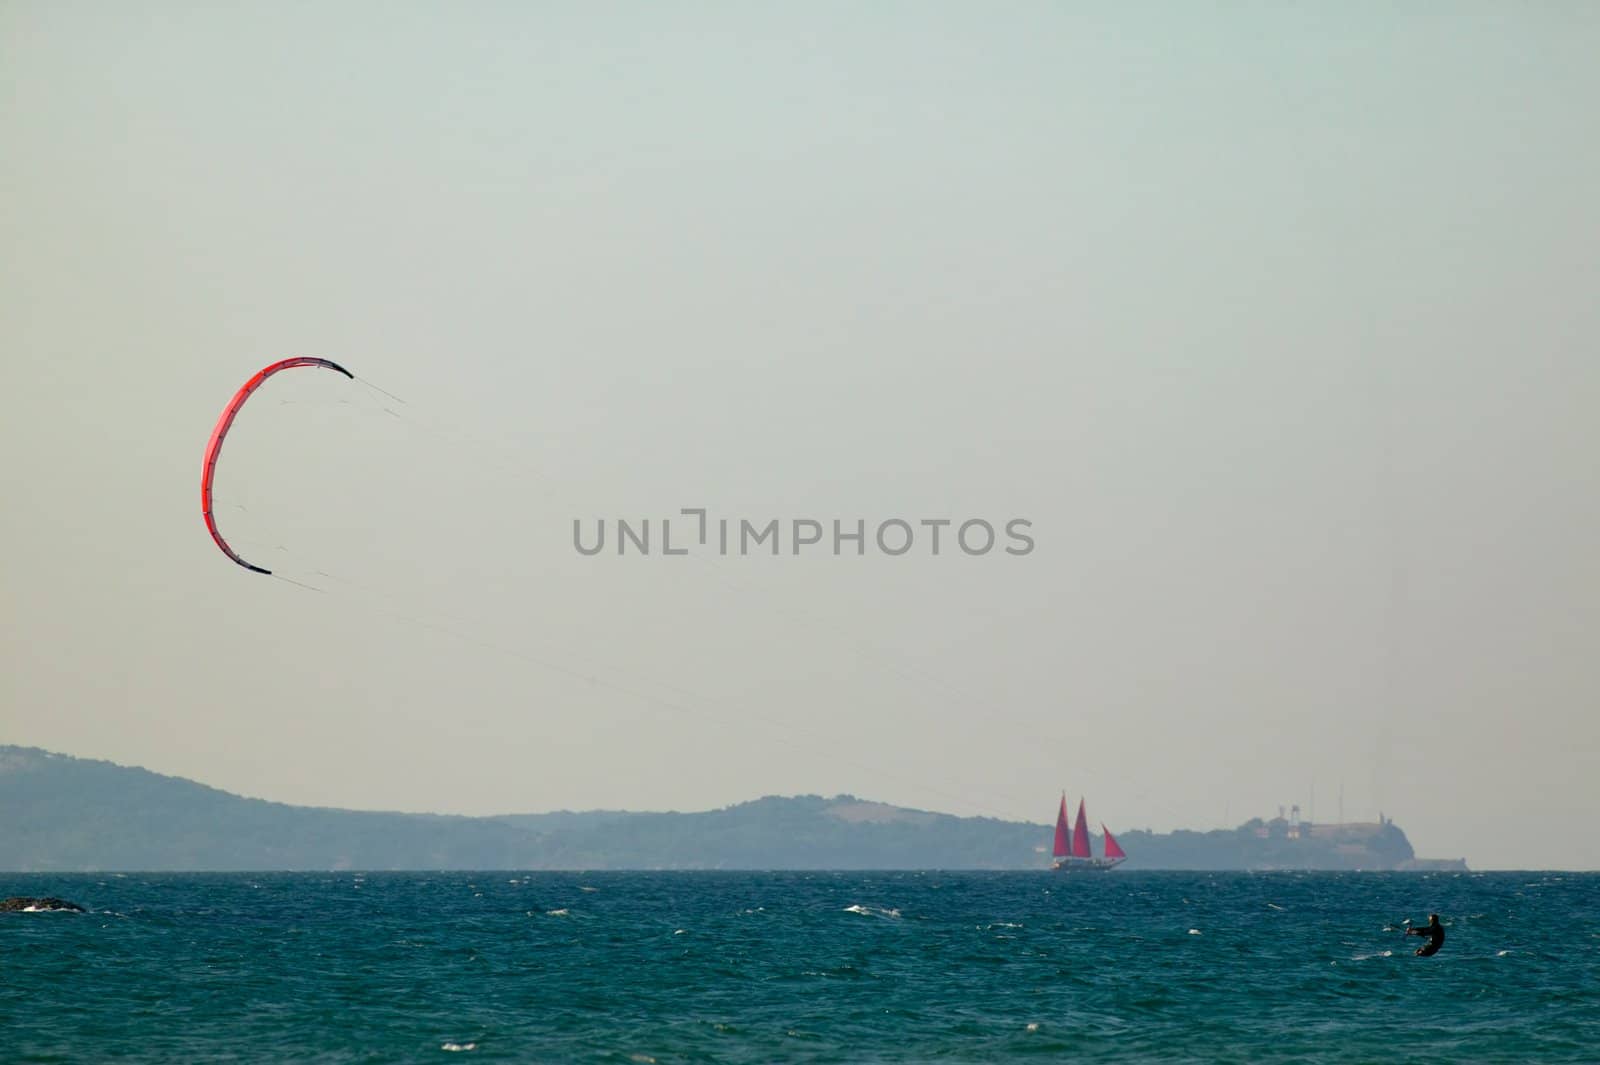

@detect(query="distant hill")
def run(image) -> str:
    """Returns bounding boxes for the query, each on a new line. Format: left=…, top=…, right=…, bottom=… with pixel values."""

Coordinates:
left=0, top=747, right=1464, bottom=872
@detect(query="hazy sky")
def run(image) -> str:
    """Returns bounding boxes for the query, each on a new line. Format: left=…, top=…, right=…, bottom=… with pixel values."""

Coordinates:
left=3, top=4, right=1597, bottom=869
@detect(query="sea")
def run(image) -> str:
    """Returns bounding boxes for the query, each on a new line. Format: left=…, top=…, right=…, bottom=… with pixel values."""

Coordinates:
left=2, top=871, right=1595, bottom=1062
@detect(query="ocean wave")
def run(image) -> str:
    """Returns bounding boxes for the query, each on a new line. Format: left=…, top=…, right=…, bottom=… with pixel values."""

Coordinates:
left=12, top=870, right=1592, bottom=1061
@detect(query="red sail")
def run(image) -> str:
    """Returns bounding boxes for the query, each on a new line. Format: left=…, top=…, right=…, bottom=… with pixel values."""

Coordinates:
left=1102, top=824, right=1126, bottom=860
left=1071, top=799, right=1092, bottom=858
left=1052, top=795, right=1071, bottom=858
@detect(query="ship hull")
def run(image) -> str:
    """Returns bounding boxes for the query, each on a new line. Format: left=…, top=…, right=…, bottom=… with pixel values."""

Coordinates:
left=1051, top=857, right=1125, bottom=872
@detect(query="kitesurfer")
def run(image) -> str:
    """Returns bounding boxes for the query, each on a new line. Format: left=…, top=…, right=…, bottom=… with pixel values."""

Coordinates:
left=1405, top=913, right=1445, bottom=956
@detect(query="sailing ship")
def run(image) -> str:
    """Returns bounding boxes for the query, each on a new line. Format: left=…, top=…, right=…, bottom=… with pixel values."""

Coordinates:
left=1050, top=794, right=1126, bottom=871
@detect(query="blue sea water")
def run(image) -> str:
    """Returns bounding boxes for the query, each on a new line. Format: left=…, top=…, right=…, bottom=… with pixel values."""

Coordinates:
left=2, top=871, right=1595, bottom=1062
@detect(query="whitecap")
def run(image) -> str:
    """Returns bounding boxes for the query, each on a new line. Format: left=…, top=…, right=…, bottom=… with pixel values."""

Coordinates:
left=1187, top=928, right=1201, bottom=935
left=545, top=908, right=570, bottom=917
left=440, top=1042, right=477, bottom=1052
left=1497, top=949, right=1512, bottom=957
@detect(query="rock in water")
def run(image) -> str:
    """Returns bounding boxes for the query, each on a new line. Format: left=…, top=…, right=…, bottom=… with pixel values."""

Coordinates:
left=1, top=896, right=86, bottom=913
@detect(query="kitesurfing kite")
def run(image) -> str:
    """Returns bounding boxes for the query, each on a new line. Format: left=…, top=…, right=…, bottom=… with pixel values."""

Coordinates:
left=201, top=357, right=353, bottom=574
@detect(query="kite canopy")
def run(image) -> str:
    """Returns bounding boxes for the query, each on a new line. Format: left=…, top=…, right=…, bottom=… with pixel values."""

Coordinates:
left=201, top=357, right=354, bottom=574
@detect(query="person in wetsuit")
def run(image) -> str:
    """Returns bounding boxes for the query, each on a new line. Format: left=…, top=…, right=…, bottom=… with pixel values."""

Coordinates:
left=1406, top=913, right=1445, bottom=956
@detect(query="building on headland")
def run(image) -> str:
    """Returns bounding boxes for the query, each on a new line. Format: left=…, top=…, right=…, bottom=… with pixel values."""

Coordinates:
left=1221, top=807, right=1466, bottom=872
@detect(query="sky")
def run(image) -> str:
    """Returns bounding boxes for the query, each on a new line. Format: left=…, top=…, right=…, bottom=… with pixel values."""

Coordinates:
left=2, top=3, right=1597, bottom=869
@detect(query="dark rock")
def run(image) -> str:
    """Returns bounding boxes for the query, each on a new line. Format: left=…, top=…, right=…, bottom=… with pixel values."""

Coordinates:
left=1, top=896, right=85, bottom=912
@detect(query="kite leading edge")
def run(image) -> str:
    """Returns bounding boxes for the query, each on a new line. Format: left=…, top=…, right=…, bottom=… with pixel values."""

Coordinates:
left=201, top=357, right=354, bottom=575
